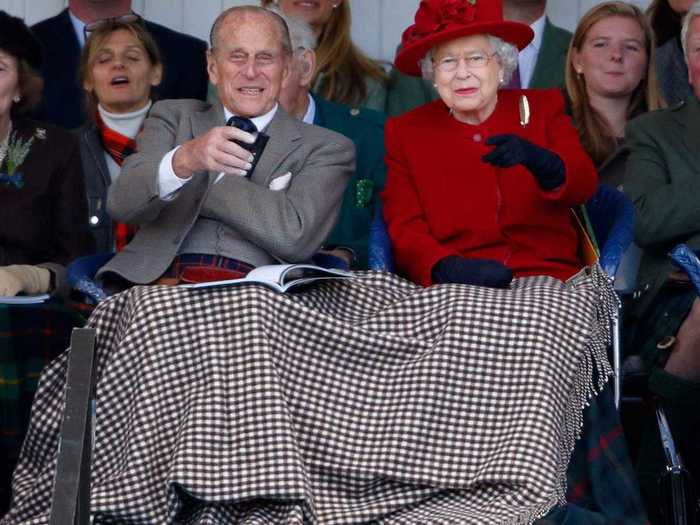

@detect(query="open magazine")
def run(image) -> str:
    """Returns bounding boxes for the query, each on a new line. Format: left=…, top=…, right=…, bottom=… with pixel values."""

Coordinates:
left=0, top=293, right=50, bottom=305
left=182, top=264, right=353, bottom=293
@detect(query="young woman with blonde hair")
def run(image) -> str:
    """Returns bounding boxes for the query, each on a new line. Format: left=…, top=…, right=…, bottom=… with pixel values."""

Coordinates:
left=564, top=1, right=664, bottom=185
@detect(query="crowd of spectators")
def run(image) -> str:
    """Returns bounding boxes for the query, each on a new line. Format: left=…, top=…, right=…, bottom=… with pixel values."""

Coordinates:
left=1, top=0, right=700, bottom=523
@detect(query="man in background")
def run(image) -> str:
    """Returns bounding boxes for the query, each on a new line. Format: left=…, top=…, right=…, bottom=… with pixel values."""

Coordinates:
left=503, top=0, right=572, bottom=89
left=31, top=0, right=208, bottom=129
left=274, top=8, right=385, bottom=269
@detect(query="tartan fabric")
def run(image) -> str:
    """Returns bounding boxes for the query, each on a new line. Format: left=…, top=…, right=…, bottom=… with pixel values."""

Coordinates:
left=95, top=111, right=138, bottom=252
left=3, top=268, right=619, bottom=524
left=96, top=111, right=137, bottom=166
left=0, top=302, right=86, bottom=514
left=162, top=254, right=255, bottom=282
left=535, top=381, right=649, bottom=524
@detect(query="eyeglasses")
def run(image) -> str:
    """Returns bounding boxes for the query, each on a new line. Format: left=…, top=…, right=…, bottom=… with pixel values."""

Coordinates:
left=433, top=51, right=498, bottom=73
left=83, top=13, right=143, bottom=40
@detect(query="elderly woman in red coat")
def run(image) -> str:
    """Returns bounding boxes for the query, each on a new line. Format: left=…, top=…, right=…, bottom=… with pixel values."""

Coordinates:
left=382, top=0, right=597, bottom=288
left=382, top=2, right=651, bottom=523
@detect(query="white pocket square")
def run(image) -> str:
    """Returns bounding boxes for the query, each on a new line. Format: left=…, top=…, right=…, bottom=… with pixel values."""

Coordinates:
left=269, top=171, right=292, bottom=191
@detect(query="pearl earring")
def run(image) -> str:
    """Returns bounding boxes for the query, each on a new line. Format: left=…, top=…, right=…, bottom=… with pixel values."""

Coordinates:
left=13, top=95, right=20, bottom=103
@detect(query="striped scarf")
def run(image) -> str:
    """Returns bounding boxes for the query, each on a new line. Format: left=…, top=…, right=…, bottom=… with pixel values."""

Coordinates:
left=96, top=111, right=138, bottom=251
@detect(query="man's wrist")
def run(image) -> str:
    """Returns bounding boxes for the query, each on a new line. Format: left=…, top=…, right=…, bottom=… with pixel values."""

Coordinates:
left=172, top=145, right=194, bottom=179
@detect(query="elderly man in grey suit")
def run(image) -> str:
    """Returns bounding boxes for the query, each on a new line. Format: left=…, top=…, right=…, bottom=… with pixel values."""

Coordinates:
left=97, top=6, right=355, bottom=287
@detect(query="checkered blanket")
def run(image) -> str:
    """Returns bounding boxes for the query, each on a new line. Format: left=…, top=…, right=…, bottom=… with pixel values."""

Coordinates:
left=2, top=268, right=616, bottom=524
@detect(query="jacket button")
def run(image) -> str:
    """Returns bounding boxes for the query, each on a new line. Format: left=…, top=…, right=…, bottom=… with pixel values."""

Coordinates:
left=349, top=108, right=360, bottom=116
left=473, top=133, right=482, bottom=143
left=89, top=215, right=100, bottom=225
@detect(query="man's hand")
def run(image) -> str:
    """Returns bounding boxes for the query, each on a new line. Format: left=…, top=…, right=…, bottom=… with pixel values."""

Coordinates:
left=0, top=265, right=51, bottom=296
left=172, top=126, right=256, bottom=179
left=482, top=134, right=565, bottom=191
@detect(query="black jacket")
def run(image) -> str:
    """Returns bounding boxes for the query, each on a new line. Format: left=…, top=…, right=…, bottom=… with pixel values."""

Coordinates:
left=31, top=9, right=208, bottom=129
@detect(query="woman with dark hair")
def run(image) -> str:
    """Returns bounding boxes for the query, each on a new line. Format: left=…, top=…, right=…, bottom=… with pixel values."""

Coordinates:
left=0, top=11, right=91, bottom=296
left=0, top=10, right=92, bottom=514
left=648, top=0, right=696, bottom=104
left=77, top=17, right=163, bottom=253
left=564, top=1, right=664, bottom=186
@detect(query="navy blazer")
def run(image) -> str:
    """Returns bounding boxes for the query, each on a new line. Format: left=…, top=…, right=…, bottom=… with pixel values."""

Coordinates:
left=31, top=9, right=208, bottom=129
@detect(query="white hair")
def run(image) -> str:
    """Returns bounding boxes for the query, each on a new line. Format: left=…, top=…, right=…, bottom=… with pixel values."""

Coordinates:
left=681, top=1, right=700, bottom=65
left=265, top=5, right=317, bottom=51
left=419, top=34, right=519, bottom=85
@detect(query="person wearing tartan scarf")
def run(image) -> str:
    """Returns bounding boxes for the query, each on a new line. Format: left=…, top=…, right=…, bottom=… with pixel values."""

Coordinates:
left=79, top=18, right=162, bottom=253
left=95, top=109, right=140, bottom=251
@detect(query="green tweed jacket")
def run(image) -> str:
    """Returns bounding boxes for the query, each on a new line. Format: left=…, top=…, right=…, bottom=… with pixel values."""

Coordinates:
left=313, top=95, right=386, bottom=269
left=530, top=18, right=572, bottom=89
left=624, top=96, right=700, bottom=318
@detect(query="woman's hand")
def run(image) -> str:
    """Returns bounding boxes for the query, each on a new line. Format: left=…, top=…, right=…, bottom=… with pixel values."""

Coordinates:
left=0, top=265, right=51, bottom=296
left=482, top=134, right=565, bottom=191
left=431, top=256, right=512, bottom=288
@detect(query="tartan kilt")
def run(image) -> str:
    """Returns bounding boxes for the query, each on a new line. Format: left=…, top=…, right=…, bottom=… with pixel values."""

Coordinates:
left=536, top=380, right=649, bottom=524
left=0, top=301, right=86, bottom=513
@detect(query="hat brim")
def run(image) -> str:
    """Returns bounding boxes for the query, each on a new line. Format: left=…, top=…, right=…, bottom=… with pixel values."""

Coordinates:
left=396, top=21, right=534, bottom=77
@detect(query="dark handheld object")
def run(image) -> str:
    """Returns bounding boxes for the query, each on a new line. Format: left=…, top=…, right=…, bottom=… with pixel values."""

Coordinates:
left=482, top=134, right=565, bottom=191
left=432, top=256, right=512, bottom=288
left=226, top=116, right=268, bottom=178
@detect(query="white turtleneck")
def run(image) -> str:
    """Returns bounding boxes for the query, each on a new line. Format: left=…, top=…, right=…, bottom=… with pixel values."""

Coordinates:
left=98, top=101, right=151, bottom=182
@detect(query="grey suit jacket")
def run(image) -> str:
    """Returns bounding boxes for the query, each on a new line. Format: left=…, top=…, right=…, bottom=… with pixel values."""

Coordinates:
left=98, top=99, right=355, bottom=284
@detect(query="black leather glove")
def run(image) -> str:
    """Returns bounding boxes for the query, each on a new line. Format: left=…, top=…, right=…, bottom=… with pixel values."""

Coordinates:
left=431, top=256, right=512, bottom=288
left=482, top=134, right=565, bottom=191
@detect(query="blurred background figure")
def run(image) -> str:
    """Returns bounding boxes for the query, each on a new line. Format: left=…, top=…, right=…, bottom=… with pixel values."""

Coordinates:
left=0, top=10, right=92, bottom=513
left=565, top=1, right=664, bottom=186
left=77, top=18, right=163, bottom=253
left=647, top=0, right=696, bottom=104
left=502, top=0, right=572, bottom=89
left=273, top=7, right=385, bottom=269
left=624, top=2, right=700, bottom=521
left=261, top=0, right=389, bottom=111
left=31, top=0, right=206, bottom=129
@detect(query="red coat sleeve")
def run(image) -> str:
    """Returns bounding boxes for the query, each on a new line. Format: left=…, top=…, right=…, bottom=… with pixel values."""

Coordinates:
left=382, top=117, right=454, bottom=286
left=535, top=89, right=597, bottom=206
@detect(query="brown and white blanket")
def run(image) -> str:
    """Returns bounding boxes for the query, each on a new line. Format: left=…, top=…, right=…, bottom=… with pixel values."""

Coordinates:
left=2, top=268, right=616, bottom=524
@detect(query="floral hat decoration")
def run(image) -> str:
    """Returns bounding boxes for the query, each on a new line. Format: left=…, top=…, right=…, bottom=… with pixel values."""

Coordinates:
left=395, top=0, right=534, bottom=76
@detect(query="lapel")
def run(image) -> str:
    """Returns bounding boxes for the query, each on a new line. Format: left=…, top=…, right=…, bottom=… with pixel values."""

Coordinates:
left=311, top=94, right=327, bottom=128
left=83, top=125, right=111, bottom=192
left=55, top=9, right=82, bottom=71
left=674, top=97, right=700, bottom=156
left=190, top=103, right=302, bottom=188
left=189, top=101, right=226, bottom=182
left=530, top=18, right=566, bottom=88
left=251, top=106, right=303, bottom=187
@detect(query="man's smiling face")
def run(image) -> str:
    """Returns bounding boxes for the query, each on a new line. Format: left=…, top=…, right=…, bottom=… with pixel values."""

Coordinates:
left=208, top=11, right=290, bottom=117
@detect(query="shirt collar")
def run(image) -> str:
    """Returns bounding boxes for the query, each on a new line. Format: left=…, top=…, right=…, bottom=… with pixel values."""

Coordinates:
left=68, top=10, right=87, bottom=48
left=223, top=103, right=278, bottom=132
left=529, top=14, right=546, bottom=52
left=302, top=94, right=316, bottom=125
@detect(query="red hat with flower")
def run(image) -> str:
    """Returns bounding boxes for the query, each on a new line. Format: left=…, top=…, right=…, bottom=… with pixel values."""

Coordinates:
left=395, top=0, right=534, bottom=76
